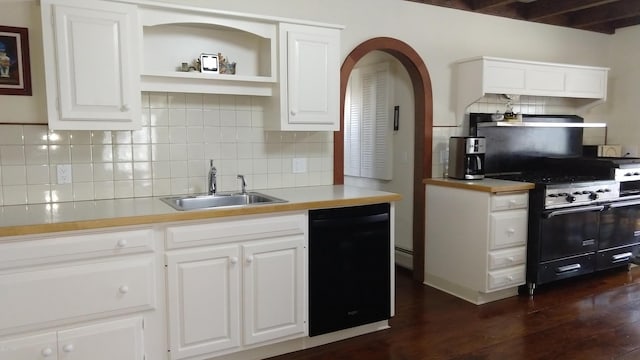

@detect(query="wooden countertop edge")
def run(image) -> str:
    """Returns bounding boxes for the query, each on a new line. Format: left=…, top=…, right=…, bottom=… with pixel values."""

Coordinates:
left=0, top=194, right=402, bottom=238
left=424, top=178, right=535, bottom=193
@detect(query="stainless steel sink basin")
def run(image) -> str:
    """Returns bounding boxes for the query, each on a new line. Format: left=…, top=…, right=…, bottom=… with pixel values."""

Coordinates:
left=161, top=192, right=287, bottom=211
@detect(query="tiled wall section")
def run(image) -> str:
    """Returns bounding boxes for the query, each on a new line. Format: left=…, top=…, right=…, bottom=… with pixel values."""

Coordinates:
left=430, top=94, right=607, bottom=177
left=0, top=93, right=333, bottom=206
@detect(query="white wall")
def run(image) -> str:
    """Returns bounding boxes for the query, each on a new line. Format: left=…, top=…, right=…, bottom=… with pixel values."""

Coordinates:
left=0, top=0, right=46, bottom=124
left=604, top=25, right=640, bottom=155
left=1, top=0, right=638, bottom=206
left=153, top=0, right=613, bottom=126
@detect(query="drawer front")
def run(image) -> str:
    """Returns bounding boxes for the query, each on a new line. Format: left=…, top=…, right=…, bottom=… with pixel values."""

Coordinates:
left=0, top=228, right=154, bottom=270
left=491, top=192, right=528, bottom=211
left=596, top=244, right=640, bottom=271
left=537, top=254, right=595, bottom=285
left=489, top=209, right=528, bottom=250
left=0, top=332, right=57, bottom=360
left=0, top=256, right=155, bottom=334
left=166, top=213, right=306, bottom=249
left=488, top=246, right=526, bottom=271
left=487, top=265, right=525, bottom=291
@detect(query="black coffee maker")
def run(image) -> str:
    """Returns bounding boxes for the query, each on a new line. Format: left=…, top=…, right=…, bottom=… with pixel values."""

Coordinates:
left=448, top=136, right=486, bottom=180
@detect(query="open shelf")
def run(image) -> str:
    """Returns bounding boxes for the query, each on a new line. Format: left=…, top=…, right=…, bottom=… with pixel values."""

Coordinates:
left=140, top=7, right=277, bottom=95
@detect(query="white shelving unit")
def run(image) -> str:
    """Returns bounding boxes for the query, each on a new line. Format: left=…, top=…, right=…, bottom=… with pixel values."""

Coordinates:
left=139, top=6, right=277, bottom=96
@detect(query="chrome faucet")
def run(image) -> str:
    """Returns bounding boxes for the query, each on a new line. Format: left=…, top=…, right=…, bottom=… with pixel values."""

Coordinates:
left=208, top=160, right=217, bottom=195
left=237, top=174, right=247, bottom=194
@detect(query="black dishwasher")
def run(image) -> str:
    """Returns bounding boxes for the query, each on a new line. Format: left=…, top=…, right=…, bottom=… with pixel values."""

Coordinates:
left=308, top=203, right=391, bottom=336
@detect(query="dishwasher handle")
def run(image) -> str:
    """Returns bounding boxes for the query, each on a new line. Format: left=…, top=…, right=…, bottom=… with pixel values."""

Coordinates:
left=310, top=213, right=389, bottom=228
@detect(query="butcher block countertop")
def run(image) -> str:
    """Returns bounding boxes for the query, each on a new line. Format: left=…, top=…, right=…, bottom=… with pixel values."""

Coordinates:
left=0, top=185, right=401, bottom=239
left=424, top=177, right=535, bottom=193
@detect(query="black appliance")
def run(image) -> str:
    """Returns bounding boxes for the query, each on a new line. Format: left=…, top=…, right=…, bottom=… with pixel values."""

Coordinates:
left=470, top=113, right=584, bottom=175
left=472, top=113, right=640, bottom=295
left=308, top=203, right=391, bottom=336
left=448, top=136, right=486, bottom=180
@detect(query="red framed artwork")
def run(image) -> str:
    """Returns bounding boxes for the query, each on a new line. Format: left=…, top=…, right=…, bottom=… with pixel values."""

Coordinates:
left=0, top=26, right=31, bottom=96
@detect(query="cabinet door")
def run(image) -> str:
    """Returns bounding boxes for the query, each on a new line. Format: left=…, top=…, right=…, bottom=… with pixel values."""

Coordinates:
left=42, top=0, right=140, bottom=130
left=483, top=61, right=526, bottom=94
left=565, top=67, right=607, bottom=99
left=242, top=236, right=304, bottom=345
left=0, top=332, right=57, bottom=360
left=56, top=318, right=143, bottom=360
left=166, top=245, right=240, bottom=360
left=283, top=24, right=339, bottom=130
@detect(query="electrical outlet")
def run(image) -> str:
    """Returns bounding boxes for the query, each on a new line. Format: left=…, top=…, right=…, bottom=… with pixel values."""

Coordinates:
left=292, top=158, right=307, bottom=173
left=57, top=164, right=72, bottom=184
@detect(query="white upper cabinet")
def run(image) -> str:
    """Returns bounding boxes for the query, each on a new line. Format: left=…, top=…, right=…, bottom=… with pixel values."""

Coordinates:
left=41, top=0, right=141, bottom=130
left=265, top=23, right=341, bottom=131
left=457, top=56, right=609, bottom=120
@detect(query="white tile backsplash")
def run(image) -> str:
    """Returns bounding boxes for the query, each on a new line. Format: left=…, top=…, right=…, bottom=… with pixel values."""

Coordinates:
left=0, top=93, right=333, bottom=206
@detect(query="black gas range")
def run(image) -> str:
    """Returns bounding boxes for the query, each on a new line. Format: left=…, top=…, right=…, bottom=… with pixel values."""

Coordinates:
left=490, top=157, right=640, bottom=295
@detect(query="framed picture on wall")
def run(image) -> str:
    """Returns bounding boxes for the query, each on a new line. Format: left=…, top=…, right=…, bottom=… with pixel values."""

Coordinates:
left=0, top=26, right=31, bottom=96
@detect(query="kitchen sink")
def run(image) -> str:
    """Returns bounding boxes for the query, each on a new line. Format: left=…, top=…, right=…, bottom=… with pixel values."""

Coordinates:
left=161, top=192, right=287, bottom=211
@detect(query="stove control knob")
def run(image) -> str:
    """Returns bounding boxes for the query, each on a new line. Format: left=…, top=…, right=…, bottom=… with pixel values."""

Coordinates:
left=548, top=194, right=557, bottom=197
left=589, top=192, right=599, bottom=200
left=626, top=173, right=633, bottom=176
left=573, top=191, right=582, bottom=195
left=582, top=191, right=591, bottom=195
left=566, top=194, right=577, bottom=203
left=634, top=172, right=640, bottom=176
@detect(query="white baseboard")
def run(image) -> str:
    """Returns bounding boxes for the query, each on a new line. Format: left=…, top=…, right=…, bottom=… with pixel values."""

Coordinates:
left=395, top=247, right=413, bottom=270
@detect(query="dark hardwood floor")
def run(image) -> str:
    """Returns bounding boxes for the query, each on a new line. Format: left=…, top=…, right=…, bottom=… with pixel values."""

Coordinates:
left=270, top=265, right=640, bottom=360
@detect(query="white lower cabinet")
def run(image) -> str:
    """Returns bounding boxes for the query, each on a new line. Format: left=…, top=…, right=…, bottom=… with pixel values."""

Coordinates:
left=425, top=184, right=528, bottom=304
left=0, top=317, right=144, bottom=360
left=165, top=213, right=306, bottom=360
left=0, top=227, right=160, bottom=360
left=166, top=245, right=241, bottom=358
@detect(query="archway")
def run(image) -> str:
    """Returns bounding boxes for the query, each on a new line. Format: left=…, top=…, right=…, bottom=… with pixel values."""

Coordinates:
left=334, top=37, right=433, bottom=282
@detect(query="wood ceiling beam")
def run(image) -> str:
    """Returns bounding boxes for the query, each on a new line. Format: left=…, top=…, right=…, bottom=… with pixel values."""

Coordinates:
left=470, top=0, right=516, bottom=10
left=571, top=0, right=640, bottom=28
left=524, top=0, right=620, bottom=20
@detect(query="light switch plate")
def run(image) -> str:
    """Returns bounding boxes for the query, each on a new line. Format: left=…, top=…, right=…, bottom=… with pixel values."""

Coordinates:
left=292, top=158, right=307, bottom=173
left=57, top=164, right=72, bottom=184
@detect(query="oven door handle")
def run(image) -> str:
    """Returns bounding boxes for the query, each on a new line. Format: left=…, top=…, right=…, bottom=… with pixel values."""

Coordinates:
left=556, top=264, right=581, bottom=274
left=544, top=205, right=605, bottom=218
left=607, top=199, right=640, bottom=209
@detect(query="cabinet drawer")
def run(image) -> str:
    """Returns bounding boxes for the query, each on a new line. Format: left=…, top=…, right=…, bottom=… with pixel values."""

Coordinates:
left=0, top=228, right=154, bottom=270
left=0, top=256, right=155, bottom=334
left=488, top=246, right=526, bottom=271
left=0, top=332, right=57, bottom=359
left=166, top=213, right=306, bottom=249
left=487, top=265, right=525, bottom=291
left=489, top=209, right=528, bottom=250
left=491, top=192, right=528, bottom=211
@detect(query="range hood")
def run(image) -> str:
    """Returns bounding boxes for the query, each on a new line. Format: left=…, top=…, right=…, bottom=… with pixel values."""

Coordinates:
left=456, top=57, right=610, bottom=126
left=469, top=113, right=606, bottom=135
left=476, top=121, right=606, bottom=128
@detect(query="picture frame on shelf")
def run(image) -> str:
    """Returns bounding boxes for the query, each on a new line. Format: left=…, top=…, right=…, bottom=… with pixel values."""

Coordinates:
left=200, top=53, right=219, bottom=74
left=0, top=25, right=31, bottom=96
